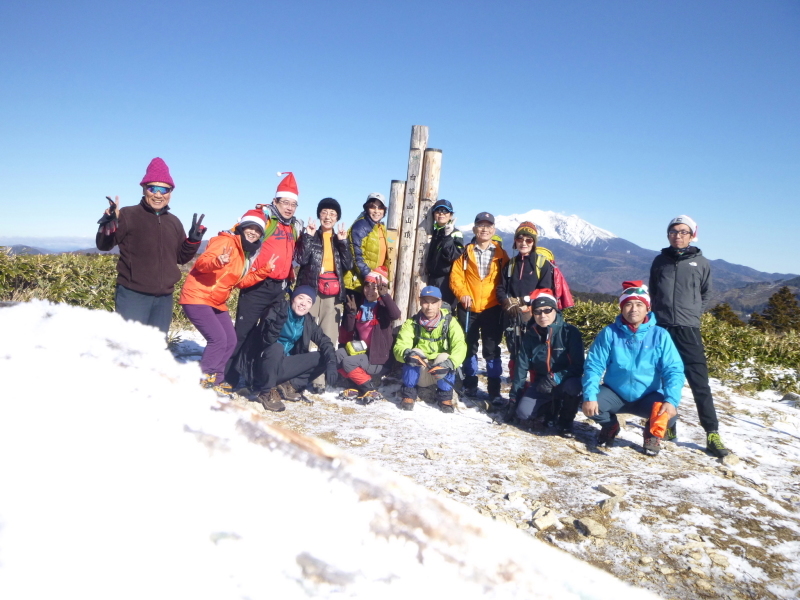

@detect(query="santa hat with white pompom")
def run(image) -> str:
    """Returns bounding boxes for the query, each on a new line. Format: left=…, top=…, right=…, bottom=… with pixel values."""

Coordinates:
left=274, top=172, right=298, bottom=201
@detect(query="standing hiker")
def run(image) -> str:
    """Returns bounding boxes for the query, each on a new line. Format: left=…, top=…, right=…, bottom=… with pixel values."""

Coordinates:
left=510, top=289, right=584, bottom=437
left=393, top=286, right=467, bottom=413
left=582, top=282, right=683, bottom=456
left=96, top=157, right=205, bottom=335
left=295, top=198, right=353, bottom=393
left=649, top=215, right=730, bottom=457
left=179, top=210, right=279, bottom=396
left=449, top=212, right=509, bottom=404
left=343, top=193, right=391, bottom=302
left=225, top=172, right=303, bottom=386
left=425, top=199, right=464, bottom=309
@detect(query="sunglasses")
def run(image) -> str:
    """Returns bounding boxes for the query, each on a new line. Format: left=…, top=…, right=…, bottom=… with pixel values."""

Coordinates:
left=146, top=185, right=172, bottom=194
left=533, top=307, right=555, bottom=316
left=515, top=236, right=535, bottom=244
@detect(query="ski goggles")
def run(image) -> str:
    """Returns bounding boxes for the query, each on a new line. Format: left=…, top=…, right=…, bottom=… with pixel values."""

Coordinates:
left=145, top=185, right=172, bottom=194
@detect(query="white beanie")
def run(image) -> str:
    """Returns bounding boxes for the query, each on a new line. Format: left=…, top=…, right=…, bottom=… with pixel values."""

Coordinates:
left=668, top=215, right=698, bottom=241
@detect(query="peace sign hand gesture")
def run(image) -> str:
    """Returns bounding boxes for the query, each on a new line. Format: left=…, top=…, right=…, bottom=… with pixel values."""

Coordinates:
left=306, top=218, right=317, bottom=236
left=266, top=254, right=279, bottom=272
left=336, top=222, right=347, bottom=240
left=217, top=245, right=233, bottom=267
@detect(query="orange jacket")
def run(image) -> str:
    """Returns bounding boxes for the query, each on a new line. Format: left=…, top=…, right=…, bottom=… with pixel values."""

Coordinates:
left=450, top=240, right=509, bottom=313
left=179, top=232, right=273, bottom=310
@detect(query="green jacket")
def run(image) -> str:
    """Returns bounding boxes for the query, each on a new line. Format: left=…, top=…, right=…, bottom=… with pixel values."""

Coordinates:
left=393, top=310, right=467, bottom=365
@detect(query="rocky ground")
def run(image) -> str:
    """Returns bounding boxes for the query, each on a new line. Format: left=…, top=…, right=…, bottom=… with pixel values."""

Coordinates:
left=174, top=338, right=800, bottom=600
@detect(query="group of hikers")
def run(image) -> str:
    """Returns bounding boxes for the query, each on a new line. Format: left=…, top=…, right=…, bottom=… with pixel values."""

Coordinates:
left=95, top=157, right=731, bottom=458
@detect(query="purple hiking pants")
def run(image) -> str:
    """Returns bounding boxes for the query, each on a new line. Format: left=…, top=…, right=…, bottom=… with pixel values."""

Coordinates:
left=182, top=304, right=237, bottom=383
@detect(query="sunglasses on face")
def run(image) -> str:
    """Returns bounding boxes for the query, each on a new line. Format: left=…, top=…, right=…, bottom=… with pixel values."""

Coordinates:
left=146, top=185, right=172, bottom=194
left=434, top=208, right=452, bottom=214
left=533, top=307, right=555, bottom=316
left=515, top=236, right=535, bottom=244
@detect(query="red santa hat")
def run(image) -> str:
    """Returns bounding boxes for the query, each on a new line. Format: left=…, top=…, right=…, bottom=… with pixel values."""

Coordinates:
left=238, top=209, right=267, bottom=235
left=525, top=288, right=558, bottom=309
left=619, top=281, right=650, bottom=309
left=275, top=172, right=298, bottom=201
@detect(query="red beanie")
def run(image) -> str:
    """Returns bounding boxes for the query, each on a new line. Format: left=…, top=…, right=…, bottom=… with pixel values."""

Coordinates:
left=140, top=157, right=175, bottom=189
left=619, top=280, right=651, bottom=309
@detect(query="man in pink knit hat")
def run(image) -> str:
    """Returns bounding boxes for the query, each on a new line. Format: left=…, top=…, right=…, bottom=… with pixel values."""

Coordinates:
left=96, top=157, right=206, bottom=335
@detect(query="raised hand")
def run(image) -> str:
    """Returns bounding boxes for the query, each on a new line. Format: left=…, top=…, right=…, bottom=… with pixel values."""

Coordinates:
left=188, top=213, right=207, bottom=243
left=306, top=217, right=318, bottom=236
left=378, top=281, right=389, bottom=296
left=98, top=196, right=120, bottom=225
left=267, top=253, right=279, bottom=272
left=346, top=294, right=358, bottom=312
left=336, top=222, right=347, bottom=240
left=444, top=215, right=457, bottom=236
left=217, top=245, right=233, bottom=267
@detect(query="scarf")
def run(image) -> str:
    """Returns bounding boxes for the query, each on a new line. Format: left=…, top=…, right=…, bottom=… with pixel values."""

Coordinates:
left=359, top=300, right=378, bottom=322
left=419, top=311, right=442, bottom=331
left=266, top=202, right=296, bottom=227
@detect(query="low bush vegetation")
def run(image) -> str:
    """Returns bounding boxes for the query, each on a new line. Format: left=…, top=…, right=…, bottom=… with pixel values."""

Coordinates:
left=2, top=251, right=796, bottom=394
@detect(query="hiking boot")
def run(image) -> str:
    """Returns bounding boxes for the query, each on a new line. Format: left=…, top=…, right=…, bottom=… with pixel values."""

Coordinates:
left=339, top=388, right=360, bottom=400
left=596, top=422, right=620, bottom=447
left=558, top=424, right=575, bottom=438
left=462, top=385, right=478, bottom=397
left=200, top=373, right=217, bottom=389
left=439, top=398, right=455, bottom=413
left=212, top=383, right=234, bottom=398
left=706, top=432, right=730, bottom=457
left=490, top=396, right=508, bottom=410
left=399, top=397, right=415, bottom=411
left=258, top=389, right=285, bottom=412
left=665, top=422, right=678, bottom=442
left=277, top=381, right=304, bottom=402
left=359, top=390, right=383, bottom=404
left=643, top=424, right=662, bottom=456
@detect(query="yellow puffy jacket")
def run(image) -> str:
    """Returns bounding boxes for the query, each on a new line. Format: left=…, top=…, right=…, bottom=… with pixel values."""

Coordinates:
left=343, top=212, right=391, bottom=292
left=449, top=240, right=508, bottom=313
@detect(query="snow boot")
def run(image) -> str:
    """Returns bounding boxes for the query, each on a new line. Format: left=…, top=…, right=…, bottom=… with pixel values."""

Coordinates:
left=664, top=422, right=678, bottom=442
left=360, top=390, right=383, bottom=404
left=339, top=388, right=360, bottom=400
left=200, top=373, right=217, bottom=389
left=596, top=422, right=620, bottom=448
left=258, top=388, right=285, bottom=412
left=487, top=377, right=502, bottom=403
left=706, top=432, right=730, bottom=457
left=436, top=389, right=455, bottom=414
left=399, top=386, right=417, bottom=411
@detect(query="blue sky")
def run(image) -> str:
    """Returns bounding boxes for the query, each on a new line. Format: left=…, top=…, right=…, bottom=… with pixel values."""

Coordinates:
left=1, top=1, right=798, bottom=274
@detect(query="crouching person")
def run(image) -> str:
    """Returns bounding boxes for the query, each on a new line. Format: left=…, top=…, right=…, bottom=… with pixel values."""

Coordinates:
left=337, top=273, right=401, bottom=404
left=582, top=282, right=684, bottom=456
left=393, top=286, right=467, bottom=413
left=239, top=285, right=338, bottom=412
left=511, top=290, right=584, bottom=437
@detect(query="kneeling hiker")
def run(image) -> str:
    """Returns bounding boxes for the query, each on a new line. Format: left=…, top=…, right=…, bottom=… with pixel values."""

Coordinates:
left=511, top=290, right=584, bottom=437
left=582, top=282, right=684, bottom=456
left=337, top=273, right=401, bottom=404
left=238, top=285, right=338, bottom=412
left=393, top=286, right=467, bottom=412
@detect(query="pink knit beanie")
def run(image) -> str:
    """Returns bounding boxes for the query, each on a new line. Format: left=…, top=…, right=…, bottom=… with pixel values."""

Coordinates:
left=140, top=157, right=175, bottom=189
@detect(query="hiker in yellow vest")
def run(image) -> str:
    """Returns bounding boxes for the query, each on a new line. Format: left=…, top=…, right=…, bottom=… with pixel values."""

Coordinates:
left=343, top=193, right=392, bottom=301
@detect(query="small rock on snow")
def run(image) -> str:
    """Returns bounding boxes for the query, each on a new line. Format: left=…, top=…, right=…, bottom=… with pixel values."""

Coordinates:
left=639, top=556, right=654, bottom=565
left=457, top=485, right=472, bottom=496
left=577, top=517, right=607, bottom=538
left=597, top=483, right=627, bottom=497
left=599, top=496, right=621, bottom=513
left=423, top=448, right=442, bottom=460
left=720, top=453, right=740, bottom=466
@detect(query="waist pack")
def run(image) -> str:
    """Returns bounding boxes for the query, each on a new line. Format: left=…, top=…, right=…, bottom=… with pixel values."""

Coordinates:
left=318, top=272, right=341, bottom=297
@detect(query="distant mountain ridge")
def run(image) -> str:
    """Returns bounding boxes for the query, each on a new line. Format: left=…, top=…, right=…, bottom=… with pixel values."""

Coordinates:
left=460, top=209, right=797, bottom=298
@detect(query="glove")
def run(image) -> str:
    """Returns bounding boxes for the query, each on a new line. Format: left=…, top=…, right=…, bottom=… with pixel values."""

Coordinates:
left=535, top=374, right=557, bottom=395
left=326, top=363, right=340, bottom=387
left=403, top=349, right=429, bottom=368
left=502, top=296, right=520, bottom=315
left=97, top=212, right=116, bottom=226
left=188, top=213, right=207, bottom=243
left=427, top=358, right=454, bottom=381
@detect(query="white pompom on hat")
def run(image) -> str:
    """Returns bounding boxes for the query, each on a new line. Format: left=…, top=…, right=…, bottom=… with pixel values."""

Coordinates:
left=619, top=280, right=651, bottom=309
left=275, top=172, right=299, bottom=201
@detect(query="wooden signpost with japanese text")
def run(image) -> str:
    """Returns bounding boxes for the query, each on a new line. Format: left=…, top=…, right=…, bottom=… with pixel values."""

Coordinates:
left=408, top=148, right=443, bottom=316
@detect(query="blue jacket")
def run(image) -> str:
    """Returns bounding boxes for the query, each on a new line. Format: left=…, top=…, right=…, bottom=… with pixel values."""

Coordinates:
left=582, top=313, right=685, bottom=407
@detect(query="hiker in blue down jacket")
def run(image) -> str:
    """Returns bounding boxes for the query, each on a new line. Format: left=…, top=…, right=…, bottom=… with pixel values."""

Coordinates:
left=582, top=281, right=684, bottom=456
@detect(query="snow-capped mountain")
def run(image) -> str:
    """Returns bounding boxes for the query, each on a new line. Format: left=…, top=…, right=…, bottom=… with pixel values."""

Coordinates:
left=461, top=209, right=616, bottom=249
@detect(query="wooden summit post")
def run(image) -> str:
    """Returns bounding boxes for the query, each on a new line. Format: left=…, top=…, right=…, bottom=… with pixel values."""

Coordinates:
left=392, top=125, right=429, bottom=323
left=408, top=148, right=443, bottom=316
left=385, top=179, right=406, bottom=289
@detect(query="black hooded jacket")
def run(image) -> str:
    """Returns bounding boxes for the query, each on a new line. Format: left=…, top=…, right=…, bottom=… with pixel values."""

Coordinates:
left=294, top=230, right=354, bottom=303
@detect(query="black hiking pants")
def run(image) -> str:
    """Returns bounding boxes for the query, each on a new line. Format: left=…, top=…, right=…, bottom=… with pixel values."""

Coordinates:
left=253, top=342, right=326, bottom=393
left=660, top=325, right=719, bottom=432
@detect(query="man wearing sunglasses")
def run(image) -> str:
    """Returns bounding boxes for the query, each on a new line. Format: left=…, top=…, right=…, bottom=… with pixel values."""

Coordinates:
left=425, top=199, right=464, bottom=309
left=510, top=289, right=584, bottom=437
left=96, top=157, right=205, bottom=335
left=649, top=215, right=730, bottom=457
